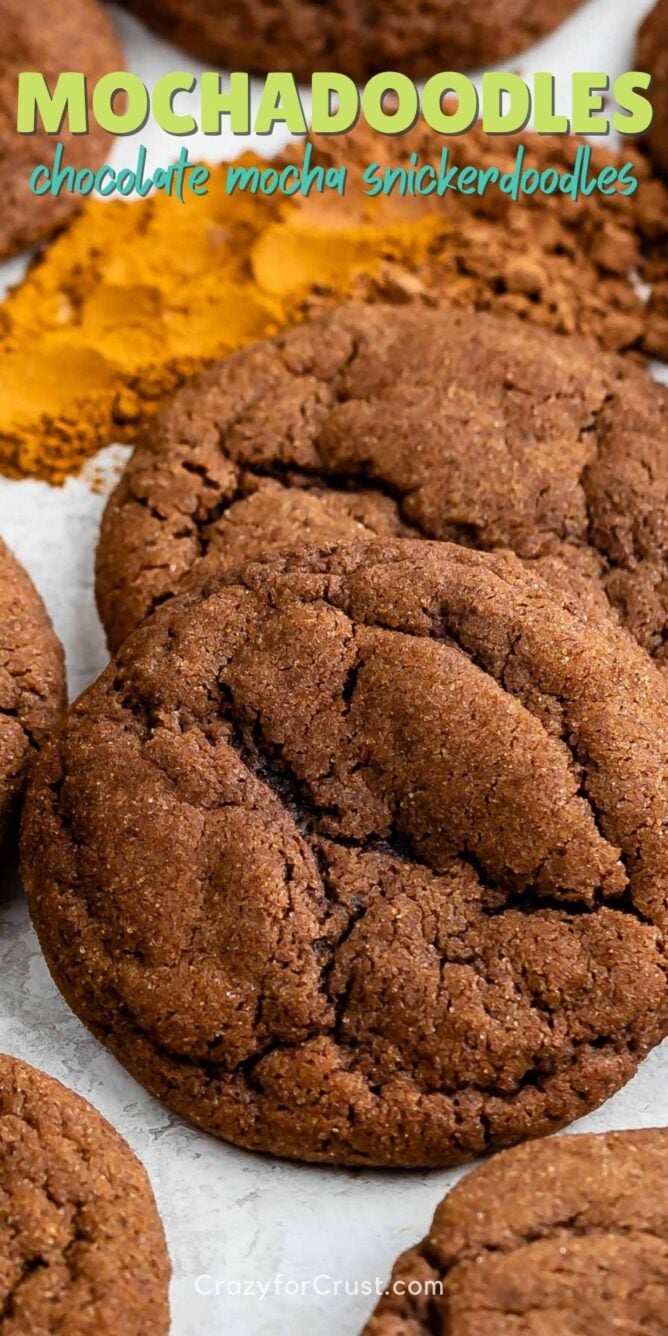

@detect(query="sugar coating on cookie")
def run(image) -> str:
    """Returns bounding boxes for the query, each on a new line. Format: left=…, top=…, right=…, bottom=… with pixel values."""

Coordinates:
left=0, top=538, right=65, bottom=848
left=363, top=1128, right=668, bottom=1334
left=0, top=0, right=122, bottom=259
left=25, top=541, right=668, bottom=1166
left=121, top=0, right=585, bottom=81
left=0, top=1054, right=170, bottom=1333
left=637, top=0, right=668, bottom=178
left=97, top=305, right=668, bottom=660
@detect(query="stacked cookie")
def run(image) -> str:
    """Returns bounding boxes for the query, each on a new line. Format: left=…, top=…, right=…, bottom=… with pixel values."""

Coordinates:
left=23, top=527, right=668, bottom=1167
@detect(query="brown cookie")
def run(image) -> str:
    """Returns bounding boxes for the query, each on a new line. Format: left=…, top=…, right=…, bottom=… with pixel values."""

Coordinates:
left=96, top=305, right=668, bottom=662
left=637, top=0, right=668, bottom=178
left=0, top=538, right=65, bottom=850
left=363, top=1129, right=668, bottom=1335
left=120, top=0, right=585, bottom=81
left=0, top=0, right=122, bottom=259
left=0, top=1054, right=170, bottom=1333
left=23, top=541, right=668, bottom=1167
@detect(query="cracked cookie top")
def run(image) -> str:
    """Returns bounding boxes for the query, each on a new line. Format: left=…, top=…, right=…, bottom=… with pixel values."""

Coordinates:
left=25, top=541, right=668, bottom=1166
left=363, top=1128, right=668, bottom=1334
left=0, top=1054, right=170, bottom=1333
left=96, top=305, right=668, bottom=660
left=0, top=538, right=65, bottom=849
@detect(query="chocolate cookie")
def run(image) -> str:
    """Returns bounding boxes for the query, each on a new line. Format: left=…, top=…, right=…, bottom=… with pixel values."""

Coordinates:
left=0, top=538, right=65, bottom=850
left=23, top=541, right=668, bottom=1166
left=0, top=0, right=122, bottom=259
left=120, top=0, right=585, bottom=81
left=96, top=305, right=668, bottom=661
left=637, top=0, right=668, bottom=178
left=0, top=1054, right=170, bottom=1332
left=363, top=1129, right=668, bottom=1334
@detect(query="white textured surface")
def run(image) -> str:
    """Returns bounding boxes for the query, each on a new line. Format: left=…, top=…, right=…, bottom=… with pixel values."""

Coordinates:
left=0, top=1, right=666, bottom=1331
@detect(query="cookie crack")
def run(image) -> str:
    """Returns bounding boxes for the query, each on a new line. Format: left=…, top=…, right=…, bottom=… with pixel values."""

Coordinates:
left=290, top=587, right=635, bottom=910
left=0, top=1256, right=48, bottom=1325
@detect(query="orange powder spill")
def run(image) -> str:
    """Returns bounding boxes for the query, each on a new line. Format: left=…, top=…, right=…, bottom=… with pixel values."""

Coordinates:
left=1, top=124, right=666, bottom=485
left=0, top=154, right=459, bottom=484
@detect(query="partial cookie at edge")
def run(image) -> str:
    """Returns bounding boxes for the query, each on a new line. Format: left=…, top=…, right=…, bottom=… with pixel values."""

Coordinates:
left=0, top=1053, right=170, bottom=1333
left=0, top=537, right=65, bottom=849
left=363, top=1129, right=668, bottom=1334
